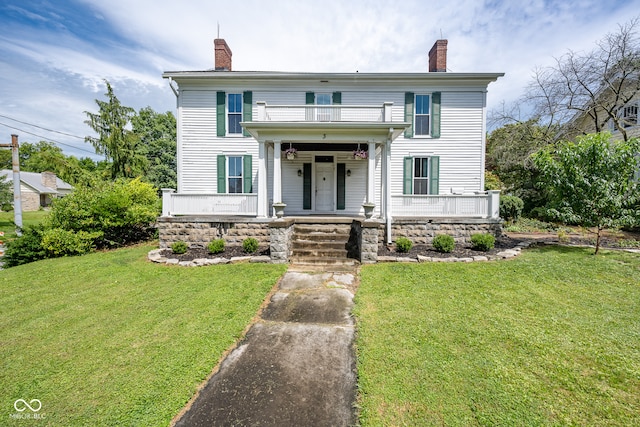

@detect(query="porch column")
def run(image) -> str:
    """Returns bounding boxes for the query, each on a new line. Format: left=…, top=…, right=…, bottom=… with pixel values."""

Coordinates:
left=384, top=140, right=392, bottom=243
left=367, top=141, right=375, bottom=204
left=273, top=140, right=282, bottom=215
left=257, top=141, right=267, bottom=217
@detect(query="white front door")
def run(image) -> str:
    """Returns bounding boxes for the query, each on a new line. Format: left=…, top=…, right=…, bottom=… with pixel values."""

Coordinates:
left=315, top=163, right=334, bottom=212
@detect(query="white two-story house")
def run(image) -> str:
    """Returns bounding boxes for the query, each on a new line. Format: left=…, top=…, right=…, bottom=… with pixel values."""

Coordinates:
left=159, top=39, right=503, bottom=263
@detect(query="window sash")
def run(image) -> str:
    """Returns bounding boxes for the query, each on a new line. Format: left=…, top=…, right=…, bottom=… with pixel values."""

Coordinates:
left=413, top=157, right=430, bottom=195
left=227, top=94, right=243, bottom=134
left=415, top=95, right=431, bottom=135
left=228, top=156, right=243, bottom=193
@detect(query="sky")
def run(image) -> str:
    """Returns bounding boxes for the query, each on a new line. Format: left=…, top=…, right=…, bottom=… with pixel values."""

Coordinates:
left=0, top=0, right=639, bottom=160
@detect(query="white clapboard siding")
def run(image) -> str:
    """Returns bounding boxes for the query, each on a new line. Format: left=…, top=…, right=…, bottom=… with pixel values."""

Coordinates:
left=179, top=89, right=259, bottom=194
left=390, top=91, right=485, bottom=195
left=342, top=91, right=405, bottom=122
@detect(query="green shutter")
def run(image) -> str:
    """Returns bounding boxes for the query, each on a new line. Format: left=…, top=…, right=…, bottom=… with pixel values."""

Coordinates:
left=303, top=163, right=312, bottom=210
left=404, top=92, right=414, bottom=138
left=243, top=155, right=252, bottom=193
left=217, top=155, right=226, bottom=193
left=216, top=91, right=226, bottom=137
left=429, top=156, right=440, bottom=195
left=242, top=91, right=252, bottom=137
left=403, top=157, right=413, bottom=194
left=337, top=163, right=345, bottom=210
left=431, top=92, right=441, bottom=138
left=332, top=92, right=342, bottom=104
left=305, top=92, right=315, bottom=104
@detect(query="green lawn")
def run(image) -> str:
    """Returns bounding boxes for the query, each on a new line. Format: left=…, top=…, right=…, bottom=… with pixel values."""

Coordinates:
left=0, top=245, right=286, bottom=426
left=355, top=246, right=640, bottom=426
left=0, top=210, right=50, bottom=239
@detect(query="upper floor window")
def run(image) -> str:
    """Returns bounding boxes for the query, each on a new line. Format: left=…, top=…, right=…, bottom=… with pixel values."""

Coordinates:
left=316, top=93, right=332, bottom=121
left=415, top=95, right=431, bottom=136
left=228, top=93, right=243, bottom=134
left=620, top=103, right=638, bottom=129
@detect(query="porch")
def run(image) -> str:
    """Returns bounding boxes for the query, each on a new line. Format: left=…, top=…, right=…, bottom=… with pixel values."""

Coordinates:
left=161, top=190, right=500, bottom=220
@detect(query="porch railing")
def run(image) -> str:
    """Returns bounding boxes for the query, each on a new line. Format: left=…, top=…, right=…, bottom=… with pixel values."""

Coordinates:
left=391, top=192, right=500, bottom=219
left=162, top=190, right=258, bottom=216
left=256, top=101, right=394, bottom=123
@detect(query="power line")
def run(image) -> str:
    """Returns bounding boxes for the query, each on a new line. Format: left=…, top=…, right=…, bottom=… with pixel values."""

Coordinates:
left=0, top=113, right=86, bottom=140
left=0, top=121, right=100, bottom=156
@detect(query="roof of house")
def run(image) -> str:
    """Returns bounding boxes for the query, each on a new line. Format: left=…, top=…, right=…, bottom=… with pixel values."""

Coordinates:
left=0, top=170, right=73, bottom=194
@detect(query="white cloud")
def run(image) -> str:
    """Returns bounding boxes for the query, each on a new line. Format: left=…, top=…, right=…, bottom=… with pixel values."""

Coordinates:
left=1, top=0, right=640, bottom=156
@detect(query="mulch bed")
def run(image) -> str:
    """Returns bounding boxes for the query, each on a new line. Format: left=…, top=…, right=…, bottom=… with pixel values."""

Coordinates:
left=160, top=246, right=270, bottom=262
left=378, top=235, right=525, bottom=259
left=160, top=232, right=639, bottom=263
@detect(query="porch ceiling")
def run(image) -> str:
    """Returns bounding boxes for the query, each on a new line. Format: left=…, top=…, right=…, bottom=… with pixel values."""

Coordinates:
left=240, top=121, right=409, bottom=144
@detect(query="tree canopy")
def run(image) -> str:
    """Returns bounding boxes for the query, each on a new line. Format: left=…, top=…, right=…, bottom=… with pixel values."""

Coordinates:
left=84, top=80, right=147, bottom=179
left=532, top=133, right=640, bottom=253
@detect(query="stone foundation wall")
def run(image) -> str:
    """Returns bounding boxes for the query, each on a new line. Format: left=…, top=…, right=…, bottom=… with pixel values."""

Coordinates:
left=360, top=221, right=380, bottom=263
left=157, top=217, right=271, bottom=249
left=385, top=218, right=502, bottom=245
left=269, top=219, right=295, bottom=263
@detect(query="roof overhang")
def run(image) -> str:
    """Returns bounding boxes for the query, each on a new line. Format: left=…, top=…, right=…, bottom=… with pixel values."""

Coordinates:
left=163, top=71, right=504, bottom=89
left=240, top=121, right=409, bottom=143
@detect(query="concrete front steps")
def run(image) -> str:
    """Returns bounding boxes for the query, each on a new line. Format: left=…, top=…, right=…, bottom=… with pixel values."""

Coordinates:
left=290, top=222, right=357, bottom=266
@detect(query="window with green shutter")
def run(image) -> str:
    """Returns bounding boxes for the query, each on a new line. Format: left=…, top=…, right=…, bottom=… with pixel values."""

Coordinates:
left=405, top=92, right=441, bottom=138
left=217, top=154, right=252, bottom=193
left=403, top=156, right=440, bottom=195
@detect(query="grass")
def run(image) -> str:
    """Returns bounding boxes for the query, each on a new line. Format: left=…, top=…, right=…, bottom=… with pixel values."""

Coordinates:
left=355, top=246, right=640, bottom=426
left=0, top=210, right=49, bottom=239
left=0, top=244, right=286, bottom=426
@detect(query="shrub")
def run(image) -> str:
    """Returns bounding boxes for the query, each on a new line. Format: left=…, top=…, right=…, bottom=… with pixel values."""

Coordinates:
left=470, top=233, right=495, bottom=251
left=242, top=237, right=259, bottom=254
left=171, top=240, right=188, bottom=254
left=500, top=195, right=524, bottom=222
left=395, top=237, right=413, bottom=253
left=208, top=238, right=225, bottom=254
left=433, top=234, right=455, bottom=253
left=2, top=225, right=47, bottom=268
left=41, top=228, right=101, bottom=257
left=46, top=178, right=159, bottom=248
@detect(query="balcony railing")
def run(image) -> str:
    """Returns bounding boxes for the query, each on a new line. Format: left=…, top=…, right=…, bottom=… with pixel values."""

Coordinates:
left=256, top=101, right=394, bottom=123
left=391, top=193, right=500, bottom=218
left=162, top=190, right=258, bottom=216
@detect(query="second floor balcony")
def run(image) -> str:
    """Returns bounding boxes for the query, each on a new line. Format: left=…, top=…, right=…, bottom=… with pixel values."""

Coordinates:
left=255, top=101, right=396, bottom=123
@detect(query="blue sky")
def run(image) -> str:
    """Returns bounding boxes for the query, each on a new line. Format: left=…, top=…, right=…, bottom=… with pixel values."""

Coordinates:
left=0, top=0, right=639, bottom=159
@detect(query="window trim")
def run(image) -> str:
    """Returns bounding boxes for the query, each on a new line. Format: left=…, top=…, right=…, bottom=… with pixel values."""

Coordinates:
left=414, top=94, right=432, bottom=137
left=226, top=93, right=243, bottom=136
left=403, top=156, right=439, bottom=195
left=227, top=155, right=243, bottom=194
left=620, top=102, right=638, bottom=129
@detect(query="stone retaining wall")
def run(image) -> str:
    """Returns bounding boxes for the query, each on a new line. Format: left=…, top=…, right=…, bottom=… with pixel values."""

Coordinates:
left=157, top=216, right=503, bottom=262
left=386, top=218, right=502, bottom=245
left=157, top=216, right=271, bottom=249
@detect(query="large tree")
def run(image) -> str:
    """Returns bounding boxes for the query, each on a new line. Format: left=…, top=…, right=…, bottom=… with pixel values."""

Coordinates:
left=486, top=119, right=553, bottom=211
left=532, top=133, right=640, bottom=254
left=525, top=18, right=640, bottom=141
left=131, top=107, right=177, bottom=190
left=84, top=80, right=146, bottom=179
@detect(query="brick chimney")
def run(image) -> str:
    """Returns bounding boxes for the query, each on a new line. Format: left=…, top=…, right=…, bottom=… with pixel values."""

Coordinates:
left=41, top=171, right=57, bottom=191
left=428, top=39, right=448, bottom=72
left=214, top=38, right=232, bottom=71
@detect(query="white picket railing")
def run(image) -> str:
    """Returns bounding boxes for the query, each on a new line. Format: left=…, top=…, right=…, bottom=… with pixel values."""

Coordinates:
left=256, top=102, right=394, bottom=123
left=391, top=193, right=499, bottom=218
left=162, top=191, right=258, bottom=216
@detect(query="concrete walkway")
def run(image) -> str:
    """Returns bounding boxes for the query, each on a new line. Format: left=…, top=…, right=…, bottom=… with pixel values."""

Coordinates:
left=173, top=268, right=358, bottom=427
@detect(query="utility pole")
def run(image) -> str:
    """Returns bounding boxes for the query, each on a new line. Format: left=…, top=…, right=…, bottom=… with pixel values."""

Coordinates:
left=0, top=134, right=22, bottom=234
